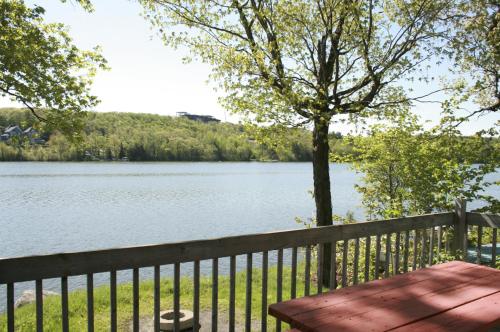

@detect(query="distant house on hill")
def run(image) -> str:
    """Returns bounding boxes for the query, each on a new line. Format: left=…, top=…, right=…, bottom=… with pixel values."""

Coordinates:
left=176, top=112, right=221, bottom=123
left=5, top=125, right=22, bottom=137
left=0, top=125, right=45, bottom=144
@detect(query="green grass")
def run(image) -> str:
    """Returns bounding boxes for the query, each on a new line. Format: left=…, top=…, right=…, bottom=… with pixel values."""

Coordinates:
left=0, top=263, right=318, bottom=331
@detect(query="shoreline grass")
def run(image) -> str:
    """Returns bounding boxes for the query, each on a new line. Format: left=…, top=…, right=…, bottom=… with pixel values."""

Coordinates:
left=0, top=263, right=317, bottom=331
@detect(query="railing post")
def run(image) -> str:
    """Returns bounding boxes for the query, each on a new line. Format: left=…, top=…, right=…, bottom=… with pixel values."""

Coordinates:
left=453, top=198, right=467, bottom=258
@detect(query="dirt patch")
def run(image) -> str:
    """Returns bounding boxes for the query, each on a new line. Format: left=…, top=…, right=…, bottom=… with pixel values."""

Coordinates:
left=129, top=310, right=260, bottom=331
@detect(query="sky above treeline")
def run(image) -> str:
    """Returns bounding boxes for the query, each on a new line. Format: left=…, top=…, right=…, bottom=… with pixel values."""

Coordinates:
left=3, top=0, right=498, bottom=135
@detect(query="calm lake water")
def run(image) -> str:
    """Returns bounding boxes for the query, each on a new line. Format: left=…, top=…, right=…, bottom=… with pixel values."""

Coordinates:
left=0, top=162, right=498, bottom=311
left=0, top=162, right=363, bottom=258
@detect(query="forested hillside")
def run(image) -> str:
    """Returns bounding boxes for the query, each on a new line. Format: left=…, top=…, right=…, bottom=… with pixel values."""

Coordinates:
left=0, top=108, right=350, bottom=161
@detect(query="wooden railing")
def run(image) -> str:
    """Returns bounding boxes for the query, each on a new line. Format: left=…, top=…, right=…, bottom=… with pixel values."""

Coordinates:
left=0, top=201, right=499, bottom=332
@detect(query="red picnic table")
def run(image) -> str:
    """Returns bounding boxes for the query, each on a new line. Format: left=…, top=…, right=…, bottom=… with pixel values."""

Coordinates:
left=269, top=261, right=500, bottom=332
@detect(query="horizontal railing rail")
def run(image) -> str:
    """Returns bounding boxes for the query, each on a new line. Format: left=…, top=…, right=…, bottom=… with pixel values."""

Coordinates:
left=0, top=202, right=498, bottom=332
left=466, top=212, right=500, bottom=228
left=0, top=212, right=454, bottom=284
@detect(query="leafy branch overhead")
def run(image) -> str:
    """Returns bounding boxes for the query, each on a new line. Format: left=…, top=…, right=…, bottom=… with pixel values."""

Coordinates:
left=0, top=1, right=107, bottom=137
left=142, top=0, right=451, bottom=126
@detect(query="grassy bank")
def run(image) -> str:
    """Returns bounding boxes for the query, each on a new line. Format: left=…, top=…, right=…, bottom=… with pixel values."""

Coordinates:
left=0, top=263, right=317, bottom=331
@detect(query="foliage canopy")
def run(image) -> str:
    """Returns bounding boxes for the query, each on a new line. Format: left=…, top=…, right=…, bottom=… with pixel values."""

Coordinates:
left=0, top=0, right=107, bottom=137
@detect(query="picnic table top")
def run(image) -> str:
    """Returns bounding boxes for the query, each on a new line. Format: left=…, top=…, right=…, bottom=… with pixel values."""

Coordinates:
left=269, top=261, right=500, bottom=332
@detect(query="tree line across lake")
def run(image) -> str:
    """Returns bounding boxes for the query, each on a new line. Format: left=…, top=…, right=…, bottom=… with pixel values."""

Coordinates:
left=0, top=108, right=351, bottom=162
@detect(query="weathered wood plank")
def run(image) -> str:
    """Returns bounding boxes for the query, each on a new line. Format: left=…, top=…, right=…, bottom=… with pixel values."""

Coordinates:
left=299, top=268, right=500, bottom=331
left=437, top=226, right=442, bottom=262
left=87, top=274, right=94, bottom=332
left=391, top=291, right=500, bottom=332
left=268, top=261, right=478, bottom=324
left=133, top=268, right=139, bottom=332
left=212, top=259, right=218, bottom=332
left=174, top=263, right=181, bottom=332
left=36, top=279, right=43, bottom=332
left=229, top=256, right=236, bottom=332
left=384, top=234, right=391, bottom=278
left=394, top=233, right=400, bottom=274
left=412, top=229, right=418, bottom=271
left=330, top=241, right=337, bottom=290
left=291, top=247, right=297, bottom=299
left=245, top=253, right=252, bottom=332
left=0, top=213, right=454, bottom=283
left=7, top=283, right=14, bottom=332
left=305, top=246, right=311, bottom=296
left=262, top=251, right=268, bottom=332
left=477, top=226, right=482, bottom=265
left=374, top=235, right=381, bottom=280
left=364, top=236, right=371, bottom=282
left=493, top=229, right=497, bottom=268
left=110, top=270, right=117, bottom=332
left=429, top=227, right=434, bottom=265
left=420, top=229, right=427, bottom=268
left=353, top=238, right=360, bottom=284
left=316, top=245, right=322, bottom=294
left=341, top=240, right=348, bottom=287
left=154, top=266, right=160, bottom=332
left=277, top=249, right=283, bottom=332
left=466, top=212, right=500, bottom=228
left=454, top=200, right=467, bottom=255
left=193, top=260, right=200, bottom=332
left=403, top=231, right=409, bottom=273
left=61, top=276, right=69, bottom=332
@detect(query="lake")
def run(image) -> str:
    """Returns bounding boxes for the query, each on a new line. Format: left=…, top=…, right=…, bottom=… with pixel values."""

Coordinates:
left=0, top=162, right=498, bottom=311
left=0, top=162, right=363, bottom=258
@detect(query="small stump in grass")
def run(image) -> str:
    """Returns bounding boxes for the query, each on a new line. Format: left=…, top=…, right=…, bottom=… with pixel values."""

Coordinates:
left=159, top=310, right=194, bottom=331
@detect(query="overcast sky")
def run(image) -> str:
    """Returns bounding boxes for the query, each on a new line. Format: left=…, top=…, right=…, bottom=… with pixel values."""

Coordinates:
left=3, top=0, right=498, bottom=134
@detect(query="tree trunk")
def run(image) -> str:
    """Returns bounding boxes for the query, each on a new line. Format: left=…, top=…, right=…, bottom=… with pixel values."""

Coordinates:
left=312, top=118, right=333, bottom=287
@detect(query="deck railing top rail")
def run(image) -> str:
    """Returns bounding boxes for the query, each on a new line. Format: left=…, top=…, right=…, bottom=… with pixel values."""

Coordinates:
left=466, top=212, right=500, bottom=228
left=0, top=212, right=455, bottom=284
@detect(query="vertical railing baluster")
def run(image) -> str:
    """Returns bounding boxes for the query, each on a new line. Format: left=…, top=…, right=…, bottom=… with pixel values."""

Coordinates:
left=133, top=268, right=139, bottom=332
left=492, top=229, right=497, bottom=268
left=261, top=251, right=268, bottom=332
left=276, top=249, right=283, bottom=332
left=305, top=246, right=311, bottom=296
left=330, top=241, right=337, bottom=290
left=61, top=276, right=69, bottom=332
left=384, top=234, right=391, bottom=278
left=353, top=238, right=360, bottom=284
left=35, top=279, right=43, bottom=332
left=154, top=266, right=160, bottom=332
left=403, top=230, right=410, bottom=273
left=110, top=271, right=117, bottom=332
left=437, top=226, right=443, bottom=262
left=375, top=234, right=381, bottom=279
left=245, top=253, right=252, bottom=332
left=477, top=226, right=483, bottom=265
left=412, top=229, right=419, bottom=271
left=212, top=258, right=218, bottom=332
left=36, top=279, right=43, bottom=332
left=7, top=283, right=14, bottom=332
left=364, top=236, right=371, bottom=282
left=229, top=256, right=236, bottom=332
left=174, top=263, right=181, bottom=332
left=193, top=260, right=200, bottom=332
left=87, top=274, right=94, bottom=332
left=291, top=247, right=297, bottom=299
left=316, top=244, right=323, bottom=294
left=420, top=229, right=427, bottom=268
left=341, top=240, right=348, bottom=287
left=394, top=232, right=400, bottom=274
left=429, top=227, right=435, bottom=265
